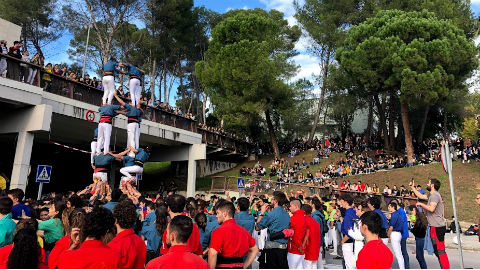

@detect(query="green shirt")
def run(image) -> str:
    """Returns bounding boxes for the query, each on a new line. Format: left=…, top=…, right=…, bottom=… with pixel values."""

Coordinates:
left=328, top=209, right=337, bottom=222
left=0, top=213, right=16, bottom=248
left=39, top=218, right=63, bottom=244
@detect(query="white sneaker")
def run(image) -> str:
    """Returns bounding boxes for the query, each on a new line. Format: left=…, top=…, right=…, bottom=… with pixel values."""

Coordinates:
left=330, top=252, right=338, bottom=256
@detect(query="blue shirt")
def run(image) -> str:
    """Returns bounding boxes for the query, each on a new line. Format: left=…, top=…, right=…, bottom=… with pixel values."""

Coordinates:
left=390, top=209, right=409, bottom=239
left=94, top=154, right=115, bottom=167
left=203, top=215, right=220, bottom=249
left=374, top=208, right=389, bottom=230
left=257, top=206, right=290, bottom=244
left=123, top=156, right=135, bottom=167
left=103, top=60, right=119, bottom=76
left=141, top=213, right=161, bottom=252
left=124, top=104, right=141, bottom=118
left=418, top=188, right=425, bottom=195
left=0, top=213, right=16, bottom=248
left=311, top=210, right=325, bottom=243
left=341, top=208, right=358, bottom=240
left=102, top=201, right=118, bottom=212
left=94, top=128, right=98, bottom=139
left=135, top=148, right=149, bottom=163
left=234, top=211, right=255, bottom=235
left=125, top=63, right=142, bottom=77
left=98, top=104, right=121, bottom=116
left=11, top=203, right=31, bottom=220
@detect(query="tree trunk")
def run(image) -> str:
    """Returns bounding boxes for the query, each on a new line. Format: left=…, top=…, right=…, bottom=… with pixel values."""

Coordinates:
left=265, top=108, right=280, bottom=159
left=150, top=59, right=156, bottom=101
left=163, top=60, right=167, bottom=104
left=365, top=96, right=374, bottom=143
left=374, top=94, right=389, bottom=150
left=388, top=92, right=396, bottom=150
left=417, top=105, right=429, bottom=143
left=308, top=50, right=331, bottom=143
left=400, top=102, right=415, bottom=164
left=202, top=93, right=207, bottom=124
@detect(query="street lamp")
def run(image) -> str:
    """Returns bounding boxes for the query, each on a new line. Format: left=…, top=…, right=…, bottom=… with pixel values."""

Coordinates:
left=81, top=17, right=92, bottom=79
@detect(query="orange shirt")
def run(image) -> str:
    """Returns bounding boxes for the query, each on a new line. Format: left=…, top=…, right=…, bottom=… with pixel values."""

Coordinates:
left=108, top=228, right=146, bottom=269
left=146, top=244, right=208, bottom=269
left=57, top=240, right=121, bottom=269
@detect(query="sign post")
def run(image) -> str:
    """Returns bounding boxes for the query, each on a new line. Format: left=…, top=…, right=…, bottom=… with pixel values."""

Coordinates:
left=36, top=165, right=52, bottom=200
left=237, top=178, right=245, bottom=197
left=442, top=142, right=464, bottom=269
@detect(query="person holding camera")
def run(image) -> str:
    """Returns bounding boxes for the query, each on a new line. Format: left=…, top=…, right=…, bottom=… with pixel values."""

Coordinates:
left=256, top=191, right=290, bottom=269
left=410, top=178, right=450, bottom=269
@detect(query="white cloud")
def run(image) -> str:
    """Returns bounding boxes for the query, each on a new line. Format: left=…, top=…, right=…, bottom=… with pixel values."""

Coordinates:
left=225, top=7, right=232, bottom=12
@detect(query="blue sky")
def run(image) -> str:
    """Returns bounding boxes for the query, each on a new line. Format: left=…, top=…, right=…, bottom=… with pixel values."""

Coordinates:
left=44, top=0, right=480, bottom=103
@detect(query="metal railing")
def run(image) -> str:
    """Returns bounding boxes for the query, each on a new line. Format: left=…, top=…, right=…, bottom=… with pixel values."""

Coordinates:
left=2, top=55, right=253, bottom=153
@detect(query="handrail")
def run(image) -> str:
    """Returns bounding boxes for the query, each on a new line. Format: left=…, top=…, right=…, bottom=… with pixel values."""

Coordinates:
left=2, top=54, right=253, bottom=152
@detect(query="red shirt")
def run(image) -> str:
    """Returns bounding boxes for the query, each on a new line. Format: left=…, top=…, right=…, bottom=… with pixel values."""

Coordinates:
left=108, top=228, right=146, bottom=269
left=0, top=244, right=46, bottom=266
left=57, top=239, right=121, bottom=269
left=48, top=235, right=71, bottom=269
left=160, top=220, right=202, bottom=256
left=304, top=215, right=321, bottom=261
left=356, top=239, right=393, bottom=269
left=146, top=244, right=208, bottom=269
left=288, top=209, right=307, bottom=255
left=359, top=184, right=366, bottom=192
left=210, top=219, right=256, bottom=268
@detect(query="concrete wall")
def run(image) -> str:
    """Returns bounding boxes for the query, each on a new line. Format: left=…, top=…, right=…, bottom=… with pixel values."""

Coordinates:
left=196, top=160, right=238, bottom=178
left=0, top=18, right=21, bottom=46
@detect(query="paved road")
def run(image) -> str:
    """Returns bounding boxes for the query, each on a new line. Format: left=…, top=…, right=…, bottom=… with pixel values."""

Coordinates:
left=252, top=243, right=480, bottom=269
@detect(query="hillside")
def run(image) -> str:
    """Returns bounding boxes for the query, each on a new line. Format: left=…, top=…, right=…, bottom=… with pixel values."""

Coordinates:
left=201, top=150, right=480, bottom=223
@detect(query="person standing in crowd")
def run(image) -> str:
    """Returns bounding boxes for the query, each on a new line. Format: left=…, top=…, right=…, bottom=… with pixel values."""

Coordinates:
left=124, top=62, right=145, bottom=107
left=287, top=198, right=307, bottom=269
left=57, top=207, right=120, bottom=268
left=367, top=196, right=389, bottom=245
left=410, top=207, right=428, bottom=269
left=208, top=200, right=258, bottom=268
left=0, top=197, right=15, bottom=248
left=6, top=189, right=31, bottom=219
left=235, top=197, right=255, bottom=235
left=387, top=202, right=409, bottom=269
left=108, top=200, right=146, bottom=268
left=160, top=194, right=203, bottom=256
left=3, top=228, right=47, bottom=269
left=102, top=57, right=123, bottom=106
left=339, top=194, right=358, bottom=269
left=410, top=178, right=450, bottom=269
left=301, top=204, right=321, bottom=269
left=356, top=211, right=393, bottom=269
left=7, top=41, right=21, bottom=81
left=256, top=191, right=290, bottom=269
left=146, top=215, right=209, bottom=269
left=142, top=205, right=167, bottom=263
left=0, top=40, right=7, bottom=77
left=203, top=202, right=221, bottom=250
left=38, top=201, right=66, bottom=251
left=96, top=104, right=121, bottom=155
left=310, top=196, right=326, bottom=267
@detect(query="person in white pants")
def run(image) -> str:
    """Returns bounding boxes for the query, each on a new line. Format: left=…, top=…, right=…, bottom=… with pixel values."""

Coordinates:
left=339, top=194, right=358, bottom=269
left=91, top=128, right=99, bottom=169
left=388, top=202, right=406, bottom=269
left=96, top=104, right=121, bottom=155
left=124, top=63, right=145, bottom=108
left=113, top=91, right=142, bottom=158
left=101, top=57, right=124, bottom=105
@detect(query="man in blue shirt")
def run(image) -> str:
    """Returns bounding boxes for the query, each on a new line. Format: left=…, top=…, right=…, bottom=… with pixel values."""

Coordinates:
left=367, top=196, right=390, bottom=245
left=108, top=148, right=137, bottom=187
left=114, top=91, right=142, bottom=158
left=387, top=202, right=410, bottom=269
left=93, top=153, right=115, bottom=182
left=256, top=191, right=290, bottom=269
left=234, top=197, right=255, bottom=235
left=124, top=63, right=145, bottom=108
left=102, top=57, right=124, bottom=105
left=339, top=194, right=358, bottom=269
left=7, top=189, right=31, bottom=219
left=0, top=197, right=16, bottom=247
left=203, top=205, right=220, bottom=250
left=96, top=104, right=121, bottom=155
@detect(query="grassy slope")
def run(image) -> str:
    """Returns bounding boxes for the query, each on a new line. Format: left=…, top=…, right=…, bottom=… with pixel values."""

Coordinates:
left=201, top=150, right=480, bottom=223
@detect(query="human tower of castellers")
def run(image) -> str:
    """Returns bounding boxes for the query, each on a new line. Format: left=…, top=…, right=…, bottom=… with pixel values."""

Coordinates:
left=90, top=58, right=150, bottom=187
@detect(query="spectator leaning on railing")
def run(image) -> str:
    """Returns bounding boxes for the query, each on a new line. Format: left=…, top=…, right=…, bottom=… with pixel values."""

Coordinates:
left=0, top=40, right=7, bottom=77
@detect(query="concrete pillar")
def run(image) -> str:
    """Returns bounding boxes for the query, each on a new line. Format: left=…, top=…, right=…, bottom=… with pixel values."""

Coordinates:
left=186, top=145, right=196, bottom=198
left=10, top=131, right=34, bottom=191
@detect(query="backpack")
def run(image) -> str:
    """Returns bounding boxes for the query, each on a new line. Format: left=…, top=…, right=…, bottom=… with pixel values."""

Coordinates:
left=314, top=211, right=329, bottom=236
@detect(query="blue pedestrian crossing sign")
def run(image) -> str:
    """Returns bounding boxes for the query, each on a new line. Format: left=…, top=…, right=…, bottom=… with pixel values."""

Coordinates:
left=237, top=178, right=245, bottom=189
left=36, top=165, right=52, bottom=183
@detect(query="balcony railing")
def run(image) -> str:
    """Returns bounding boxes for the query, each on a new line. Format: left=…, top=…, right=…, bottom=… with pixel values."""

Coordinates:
left=1, top=54, right=252, bottom=154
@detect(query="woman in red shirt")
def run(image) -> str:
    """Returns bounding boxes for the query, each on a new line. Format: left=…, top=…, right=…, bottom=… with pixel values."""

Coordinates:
left=1, top=228, right=47, bottom=269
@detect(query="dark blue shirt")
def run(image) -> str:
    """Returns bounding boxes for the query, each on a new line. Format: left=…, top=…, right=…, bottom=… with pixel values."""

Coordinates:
left=234, top=211, right=255, bottom=235
left=125, top=63, right=142, bottom=77
left=203, top=215, right=220, bottom=249
left=98, top=105, right=121, bottom=116
left=311, top=210, right=325, bottom=243
left=390, top=209, right=409, bottom=239
left=124, top=104, right=141, bottom=118
left=135, top=148, right=149, bottom=163
left=103, top=60, right=118, bottom=76
left=341, top=208, right=358, bottom=240
left=123, top=156, right=135, bottom=167
left=94, top=154, right=115, bottom=167
left=257, top=206, right=290, bottom=244
left=94, top=128, right=98, bottom=139
left=102, top=201, right=118, bottom=212
left=374, top=208, right=389, bottom=230
left=11, top=203, right=31, bottom=220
